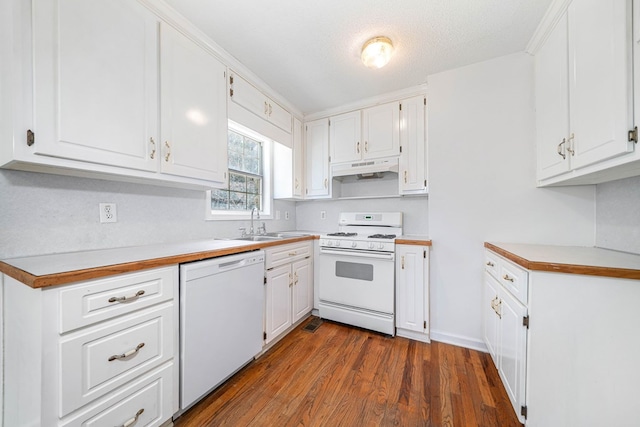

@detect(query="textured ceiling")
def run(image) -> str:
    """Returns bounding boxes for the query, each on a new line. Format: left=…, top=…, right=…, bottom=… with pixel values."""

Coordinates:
left=163, top=0, right=553, bottom=115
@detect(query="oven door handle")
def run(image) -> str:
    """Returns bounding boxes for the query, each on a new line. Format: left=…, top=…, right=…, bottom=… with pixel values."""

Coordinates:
left=319, top=248, right=395, bottom=260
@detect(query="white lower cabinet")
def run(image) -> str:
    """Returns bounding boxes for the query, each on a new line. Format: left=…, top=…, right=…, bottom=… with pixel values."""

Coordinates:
left=483, top=250, right=528, bottom=424
left=264, top=241, right=313, bottom=345
left=395, top=244, right=430, bottom=342
left=2, top=266, right=178, bottom=427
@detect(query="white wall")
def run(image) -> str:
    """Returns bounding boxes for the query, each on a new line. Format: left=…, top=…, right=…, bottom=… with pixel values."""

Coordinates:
left=596, top=175, right=640, bottom=254
left=427, top=53, right=596, bottom=349
left=0, top=169, right=297, bottom=259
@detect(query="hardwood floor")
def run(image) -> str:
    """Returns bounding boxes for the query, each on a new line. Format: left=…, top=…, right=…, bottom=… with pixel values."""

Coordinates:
left=174, top=318, right=522, bottom=427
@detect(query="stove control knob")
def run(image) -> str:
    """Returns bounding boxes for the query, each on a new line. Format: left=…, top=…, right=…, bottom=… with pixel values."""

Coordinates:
left=378, top=242, right=385, bottom=249
left=351, top=241, right=357, bottom=248
left=368, top=242, right=375, bottom=249
left=325, top=240, right=331, bottom=246
left=335, top=240, right=341, bottom=247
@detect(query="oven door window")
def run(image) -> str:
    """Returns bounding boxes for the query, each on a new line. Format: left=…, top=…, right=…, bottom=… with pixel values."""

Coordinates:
left=335, top=260, right=374, bottom=281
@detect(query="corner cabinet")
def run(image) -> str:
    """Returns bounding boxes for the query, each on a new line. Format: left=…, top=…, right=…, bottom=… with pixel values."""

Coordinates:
left=399, top=96, right=428, bottom=194
left=395, top=243, right=430, bottom=342
left=304, top=118, right=331, bottom=198
left=159, top=23, right=228, bottom=184
left=534, top=0, right=639, bottom=186
left=2, top=267, right=179, bottom=427
left=264, top=241, right=313, bottom=346
left=1, top=0, right=229, bottom=190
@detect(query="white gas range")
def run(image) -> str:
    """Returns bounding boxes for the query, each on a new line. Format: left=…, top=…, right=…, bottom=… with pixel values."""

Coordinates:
left=318, top=212, right=402, bottom=335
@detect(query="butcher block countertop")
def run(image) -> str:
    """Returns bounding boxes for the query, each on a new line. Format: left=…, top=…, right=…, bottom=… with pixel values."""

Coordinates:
left=485, top=242, right=640, bottom=280
left=0, top=235, right=318, bottom=289
left=396, top=236, right=432, bottom=246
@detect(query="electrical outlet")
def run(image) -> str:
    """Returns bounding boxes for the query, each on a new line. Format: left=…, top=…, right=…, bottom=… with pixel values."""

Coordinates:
left=320, top=210, right=326, bottom=220
left=275, top=210, right=281, bottom=220
left=99, top=203, right=117, bottom=223
left=285, top=211, right=290, bottom=220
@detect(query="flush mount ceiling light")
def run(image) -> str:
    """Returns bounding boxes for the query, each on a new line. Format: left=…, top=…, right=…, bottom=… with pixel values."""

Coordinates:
left=361, top=36, right=394, bottom=69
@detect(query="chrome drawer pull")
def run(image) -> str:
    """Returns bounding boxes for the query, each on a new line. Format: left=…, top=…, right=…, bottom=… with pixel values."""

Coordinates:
left=108, top=342, right=145, bottom=361
left=108, top=290, right=145, bottom=303
left=288, top=251, right=298, bottom=256
left=503, top=274, right=514, bottom=282
left=120, top=408, right=144, bottom=427
left=486, top=261, right=495, bottom=267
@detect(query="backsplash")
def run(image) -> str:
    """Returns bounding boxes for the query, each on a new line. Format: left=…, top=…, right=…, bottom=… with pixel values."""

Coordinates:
left=0, top=170, right=297, bottom=259
left=596, top=175, right=640, bottom=254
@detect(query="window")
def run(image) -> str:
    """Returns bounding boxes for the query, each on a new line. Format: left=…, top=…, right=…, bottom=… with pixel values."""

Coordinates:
left=207, top=123, right=272, bottom=219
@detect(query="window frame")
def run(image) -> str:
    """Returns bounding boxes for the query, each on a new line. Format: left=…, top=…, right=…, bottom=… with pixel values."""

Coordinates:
left=205, top=121, right=273, bottom=221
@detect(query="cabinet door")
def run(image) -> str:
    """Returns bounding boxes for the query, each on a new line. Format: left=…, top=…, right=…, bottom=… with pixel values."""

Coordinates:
left=32, top=0, right=158, bottom=171
left=267, top=100, right=292, bottom=133
left=292, top=258, right=313, bottom=323
left=535, top=12, right=571, bottom=180
left=497, top=287, right=528, bottom=425
left=483, top=273, right=501, bottom=365
left=230, top=74, right=268, bottom=121
left=292, top=117, right=305, bottom=198
left=160, top=23, right=228, bottom=184
left=362, top=101, right=400, bottom=159
left=395, top=245, right=427, bottom=333
left=330, top=111, right=361, bottom=164
left=568, top=0, right=634, bottom=169
left=265, top=265, right=293, bottom=344
left=399, top=96, right=427, bottom=194
left=305, top=118, right=330, bottom=198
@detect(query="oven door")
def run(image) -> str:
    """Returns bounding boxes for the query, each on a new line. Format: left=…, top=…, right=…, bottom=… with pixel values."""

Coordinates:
left=318, top=247, right=395, bottom=314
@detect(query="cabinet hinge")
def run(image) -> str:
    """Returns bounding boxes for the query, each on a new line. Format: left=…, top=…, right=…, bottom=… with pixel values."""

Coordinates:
left=328, top=119, right=331, bottom=126
left=263, top=331, right=267, bottom=340
left=424, top=97, right=426, bottom=105
left=423, top=320, right=427, bottom=329
left=523, top=315, right=529, bottom=329
left=423, top=250, right=426, bottom=258
left=628, top=126, right=638, bottom=143
left=27, top=129, right=35, bottom=146
left=230, top=88, right=234, bottom=97
left=424, top=179, right=427, bottom=187
left=399, top=103, right=402, bottom=111
left=264, top=276, right=267, bottom=285
left=306, top=188, right=308, bottom=195
left=521, top=406, right=528, bottom=419
left=329, top=156, right=331, bottom=162
left=399, top=146, right=402, bottom=153
left=230, top=75, right=233, bottom=84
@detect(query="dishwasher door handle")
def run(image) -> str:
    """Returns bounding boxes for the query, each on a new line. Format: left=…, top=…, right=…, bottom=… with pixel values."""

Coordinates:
left=217, top=258, right=247, bottom=271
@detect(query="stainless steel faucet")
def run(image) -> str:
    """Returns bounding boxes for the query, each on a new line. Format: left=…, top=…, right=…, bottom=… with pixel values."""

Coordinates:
left=250, top=207, right=259, bottom=235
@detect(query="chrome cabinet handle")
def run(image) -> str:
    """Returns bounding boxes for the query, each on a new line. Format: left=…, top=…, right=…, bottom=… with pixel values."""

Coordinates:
left=486, top=261, right=494, bottom=267
left=108, top=290, right=145, bottom=303
left=268, top=104, right=272, bottom=116
left=288, top=251, right=298, bottom=256
left=108, top=342, right=145, bottom=361
left=364, top=141, right=368, bottom=153
left=289, top=273, right=293, bottom=287
left=401, top=256, right=405, bottom=269
left=264, top=101, right=269, bottom=115
left=566, top=133, right=575, bottom=155
left=294, top=272, right=299, bottom=285
left=557, top=138, right=566, bottom=160
left=357, top=141, right=361, bottom=153
left=404, top=170, right=408, bottom=183
left=119, top=408, right=144, bottom=427
left=164, top=141, right=171, bottom=161
left=324, top=178, right=328, bottom=188
left=503, top=274, right=514, bottom=282
left=295, top=178, right=299, bottom=189
left=149, top=137, right=156, bottom=159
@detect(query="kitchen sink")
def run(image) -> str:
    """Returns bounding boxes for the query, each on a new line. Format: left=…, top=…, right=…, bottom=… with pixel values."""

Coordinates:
left=264, top=232, right=310, bottom=238
left=236, top=235, right=283, bottom=242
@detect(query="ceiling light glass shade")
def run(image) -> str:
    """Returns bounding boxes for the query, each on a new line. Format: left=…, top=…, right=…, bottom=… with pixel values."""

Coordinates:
left=361, top=36, right=394, bottom=69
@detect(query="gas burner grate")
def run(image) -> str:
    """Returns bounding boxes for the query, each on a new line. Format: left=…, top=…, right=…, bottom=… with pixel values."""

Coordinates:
left=326, top=232, right=358, bottom=237
left=367, top=234, right=397, bottom=239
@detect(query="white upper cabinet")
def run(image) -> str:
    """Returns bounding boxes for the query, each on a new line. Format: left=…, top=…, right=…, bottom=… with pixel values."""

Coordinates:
left=399, top=96, right=427, bottom=194
left=362, top=101, right=400, bottom=160
left=292, top=117, right=305, bottom=198
left=159, top=23, right=228, bottom=184
left=31, top=0, right=158, bottom=171
left=305, top=118, right=331, bottom=198
left=329, top=111, right=361, bottom=164
left=229, top=73, right=292, bottom=133
left=534, top=0, right=637, bottom=186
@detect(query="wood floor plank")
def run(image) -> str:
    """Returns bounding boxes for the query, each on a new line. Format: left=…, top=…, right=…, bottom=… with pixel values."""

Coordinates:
left=174, top=318, right=523, bottom=427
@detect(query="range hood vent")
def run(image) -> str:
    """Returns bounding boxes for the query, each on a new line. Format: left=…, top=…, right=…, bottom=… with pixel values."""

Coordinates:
left=331, top=157, right=399, bottom=178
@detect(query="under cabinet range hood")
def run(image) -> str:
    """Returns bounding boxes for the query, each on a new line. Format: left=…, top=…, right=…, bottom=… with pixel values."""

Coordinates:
left=331, top=157, right=399, bottom=179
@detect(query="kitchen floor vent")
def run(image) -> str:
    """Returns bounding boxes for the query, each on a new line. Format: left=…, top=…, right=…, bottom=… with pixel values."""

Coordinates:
left=303, top=317, right=323, bottom=333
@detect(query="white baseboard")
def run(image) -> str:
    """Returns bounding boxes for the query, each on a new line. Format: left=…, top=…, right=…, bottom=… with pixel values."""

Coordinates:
left=430, top=330, right=488, bottom=353
left=396, top=328, right=430, bottom=343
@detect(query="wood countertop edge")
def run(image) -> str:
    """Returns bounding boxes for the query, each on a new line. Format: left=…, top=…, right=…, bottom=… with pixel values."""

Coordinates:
left=396, top=238, right=432, bottom=246
left=484, top=242, right=640, bottom=280
left=0, top=235, right=318, bottom=289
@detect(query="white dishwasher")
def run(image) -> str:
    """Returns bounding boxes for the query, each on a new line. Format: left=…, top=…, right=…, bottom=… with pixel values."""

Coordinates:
left=179, top=250, right=265, bottom=412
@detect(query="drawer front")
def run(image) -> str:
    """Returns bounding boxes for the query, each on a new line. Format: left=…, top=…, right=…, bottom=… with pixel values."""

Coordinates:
left=484, top=250, right=500, bottom=279
left=61, top=363, right=174, bottom=427
left=265, top=241, right=312, bottom=269
left=59, top=266, right=177, bottom=333
left=498, top=258, right=529, bottom=305
left=60, top=304, right=174, bottom=416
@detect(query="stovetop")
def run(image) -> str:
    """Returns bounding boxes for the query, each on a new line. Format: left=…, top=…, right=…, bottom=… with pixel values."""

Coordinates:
left=319, top=212, right=403, bottom=253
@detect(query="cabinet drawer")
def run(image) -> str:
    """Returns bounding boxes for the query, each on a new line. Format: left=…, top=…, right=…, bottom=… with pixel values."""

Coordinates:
left=265, top=241, right=312, bottom=269
left=484, top=250, right=500, bottom=278
left=59, top=266, right=177, bottom=333
left=59, top=304, right=174, bottom=416
left=498, top=258, right=528, bottom=305
left=61, top=363, right=174, bottom=427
